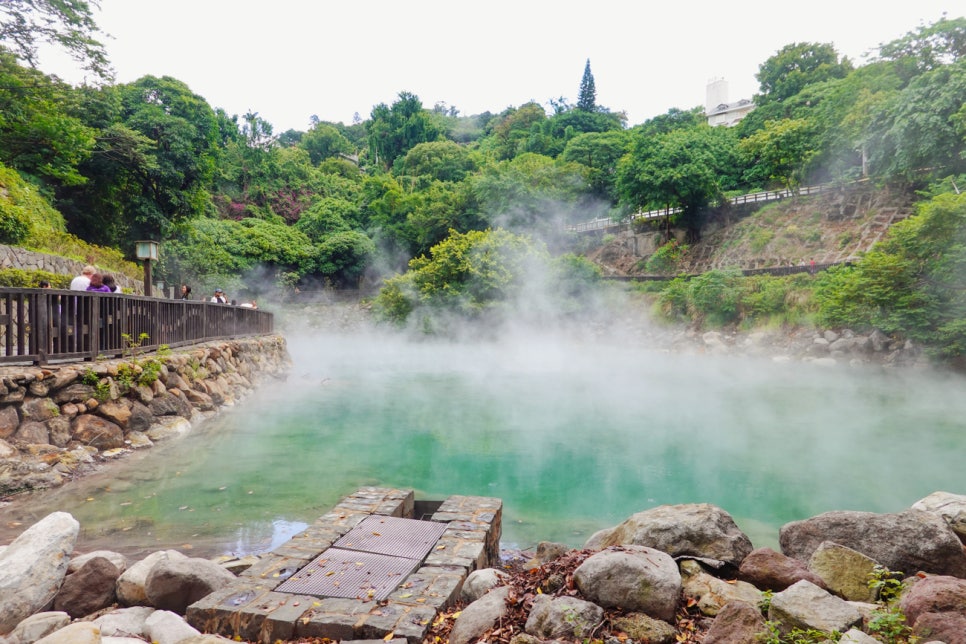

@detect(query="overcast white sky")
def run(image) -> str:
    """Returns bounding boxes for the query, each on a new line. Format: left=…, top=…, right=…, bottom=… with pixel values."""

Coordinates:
left=37, top=0, right=959, bottom=133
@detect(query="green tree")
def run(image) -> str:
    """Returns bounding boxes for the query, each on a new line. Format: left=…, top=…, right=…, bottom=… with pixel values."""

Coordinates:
left=739, top=117, right=818, bottom=190
left=372, top=228, right=550, bottom=327
left=756, top=42, right=853, bottom=105
left=816, top=190, right=966, bottom=360
left=0, top=52, right=95, bottom=186
left=874, top=16, right=966, bottom=82
left=367, top=91, right=444, bottom=170
left=481, top=102, right=547, bottom=160
left=617, top=124, right=740, bottom=240
left=315, top=230, right=376, bottom=287
left=561, top=130, right=629, bottom=200
left=395, top=141, right=479, bottom=183
left=300, top=122, right=353, bottom=165
left=577, top=58, right=597, bottom=111
left=0, top=0, right=111, bottom=79
left=865, top=59, right=966, bottom=182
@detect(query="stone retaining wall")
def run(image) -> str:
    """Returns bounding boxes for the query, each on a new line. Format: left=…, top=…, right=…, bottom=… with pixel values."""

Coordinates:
left=0, top=244, right=143, bottom=293
left=0, top=335, right=291, bottom=495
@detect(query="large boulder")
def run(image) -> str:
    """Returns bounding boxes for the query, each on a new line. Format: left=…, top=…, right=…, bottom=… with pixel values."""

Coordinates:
left=768, top=580, right=863, bottom=635
left=912, top=491, right=966, bottom=544
left=459, top=568, right=509, bottom=604
left=0, top=511, right=79, bottom=635
left=702, top=600, right=769, bottom=644
left=4, top=611, right=71, bottom=644
left=145, top=556, right=237, bottom=614
left=585, top=504, right=753, bottom=568
left=573, top=546, right=681, bottom=622
left=898, top=574, right=966, bottom=626
left=679, top=559, right=762, bottom=616
left=524, top=594, right=605, bottom=640
left=71, top=414, right=124, bottom=450
left=738, top=547, right=827, bottom=592
left=52, top=555, right=120, bottom=618
left=117, top=549, right=189, bottom=606
left=779, top=509, right=966, bottom=578
left=807, top=541, right=878, bottom=602
left=448, top=586, right=511, bottom=644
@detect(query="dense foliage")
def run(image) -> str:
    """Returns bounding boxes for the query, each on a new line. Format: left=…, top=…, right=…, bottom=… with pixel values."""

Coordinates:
left=2, top=8, right=966, bottom=358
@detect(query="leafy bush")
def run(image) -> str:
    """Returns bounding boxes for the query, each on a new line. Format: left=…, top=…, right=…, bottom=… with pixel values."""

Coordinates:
left=372, top=228, right=551, bottom=328
left=0, top=268, right=70, bottom=288
left=688, top=269, right=743, bottom=325
left=645, top=240, right=688, bottom=274
left=815, top=191, right=966, bottom=360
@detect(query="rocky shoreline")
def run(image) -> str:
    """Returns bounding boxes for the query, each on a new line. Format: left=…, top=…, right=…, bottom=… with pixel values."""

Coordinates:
left=1, top=492, right=964, bottom=644
left=0, top=335, right=291, bottom=503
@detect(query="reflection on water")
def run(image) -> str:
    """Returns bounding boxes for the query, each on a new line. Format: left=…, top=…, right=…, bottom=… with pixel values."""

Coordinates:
left=1, top=329, right=964, bottom=558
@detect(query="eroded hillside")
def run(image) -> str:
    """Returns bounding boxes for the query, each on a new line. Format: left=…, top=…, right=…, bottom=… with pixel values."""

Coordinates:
left=584, top=183, right=916, bottom=276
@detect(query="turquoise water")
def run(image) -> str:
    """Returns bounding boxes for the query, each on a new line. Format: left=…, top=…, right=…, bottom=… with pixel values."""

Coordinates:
left=1, top=329, right=964, bottom=557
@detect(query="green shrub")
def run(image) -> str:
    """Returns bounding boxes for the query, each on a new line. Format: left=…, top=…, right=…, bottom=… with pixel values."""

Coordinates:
left=0, top=268, right=70, bottom=288
left=645, top=240, right=688, bottom=274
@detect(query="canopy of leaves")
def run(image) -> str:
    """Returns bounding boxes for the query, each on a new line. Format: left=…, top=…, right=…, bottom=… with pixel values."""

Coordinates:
left=756, top=42, right=853, bottom=105
left=367, top=91, right=444, bottom=170
left=0, top=0, right=111, bottom=79
left=372, top=228, right=549, bottom=326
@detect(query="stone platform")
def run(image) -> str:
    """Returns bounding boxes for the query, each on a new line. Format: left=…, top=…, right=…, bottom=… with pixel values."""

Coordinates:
left=186, top=487, right=502, bottom=643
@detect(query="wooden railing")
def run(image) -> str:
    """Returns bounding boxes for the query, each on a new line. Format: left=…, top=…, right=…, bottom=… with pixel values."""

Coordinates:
left=0, top=288, right=274, bottom=366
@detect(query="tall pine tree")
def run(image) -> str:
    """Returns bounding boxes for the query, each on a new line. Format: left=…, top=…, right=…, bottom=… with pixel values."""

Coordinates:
left=577, top=58, right=597, bottom=111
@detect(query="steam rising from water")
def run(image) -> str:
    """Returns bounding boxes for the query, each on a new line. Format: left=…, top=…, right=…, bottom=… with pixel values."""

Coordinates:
left=1, top=295, right=963, bottom=558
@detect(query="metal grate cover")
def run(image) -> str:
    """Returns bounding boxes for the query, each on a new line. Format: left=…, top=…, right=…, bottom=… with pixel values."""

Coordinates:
left=275, top=548, right=419, bottom=601
left=332, top=515, right=449, bottom=560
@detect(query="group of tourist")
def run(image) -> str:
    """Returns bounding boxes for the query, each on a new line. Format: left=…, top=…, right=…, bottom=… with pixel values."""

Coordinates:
left=69, top=265, right=119, bottom=293
left=181, top=284, right=257, bottom=309
left=37, top=267, right=257, bottom=309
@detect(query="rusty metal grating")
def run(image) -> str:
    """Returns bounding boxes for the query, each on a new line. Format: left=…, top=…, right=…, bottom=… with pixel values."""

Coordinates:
left=275, top=548, right=420, bottom=601
left=332, top=515, right=449, bottom=560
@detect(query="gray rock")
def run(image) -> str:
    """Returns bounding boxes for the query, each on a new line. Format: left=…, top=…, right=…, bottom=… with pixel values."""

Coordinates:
left=117, top=549, right=189, bottom=606
left=573, top=546, right=681, bottom=622
left=5, top=611, right=71, bottom=644
left=679, top=559, right=762, bottom=616
left=839, top=628, right=880, bottom=643
left=702, top=600, right=768, bottom=643
left=145, top=556, right=237, bottom=614
left=609, top=612, right=677, bottom=643
left=585, top=503, right=752, bottom=568
left=145, top=416, right=192, bottom=442
left=807, top=541, right=878, bottom=602
left=912, top=491, right=966, bottom=544
left=448, top=586, right=511, bottom=644
left=21, top=398, right=59, bottom=423
left=32, top=621, right=100, bottom=643
left=459, top=568, right=509, bottom=604
left=143, top=609, right=202, bottom=644
left=13, top=421, right=49, bottom=445
left=768, top=580, right=863, bottom=635
left=779, top=509, right=966, bottom=578
left=45, top=417, right=72, bottom=448
left=91, top=605, right=156, bottom=638
left=69, top=550, right=129, bottom=574
left=0, top=511, right=79, bottom=635
left=524, top=594, right=604, bottom=640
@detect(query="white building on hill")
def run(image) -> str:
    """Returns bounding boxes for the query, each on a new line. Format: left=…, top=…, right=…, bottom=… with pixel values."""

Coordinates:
left=705, top=78, right=754, bottom=127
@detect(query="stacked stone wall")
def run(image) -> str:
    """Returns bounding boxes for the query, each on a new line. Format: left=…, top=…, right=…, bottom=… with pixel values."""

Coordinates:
left=0, top=335, right=291, bottom=494
left=0, top=244, right=143, bottom=293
